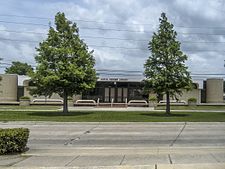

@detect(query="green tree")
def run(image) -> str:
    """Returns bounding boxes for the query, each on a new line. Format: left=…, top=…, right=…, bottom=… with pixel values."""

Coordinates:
left=144, top=13, right=192, bottom=115
left=5, top=61, right=33, bottom=75
left=30, top=12, right=97, bottom=113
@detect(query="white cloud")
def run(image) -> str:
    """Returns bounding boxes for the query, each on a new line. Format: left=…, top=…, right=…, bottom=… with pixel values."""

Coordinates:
left=0, top=0, right=224, bottom=80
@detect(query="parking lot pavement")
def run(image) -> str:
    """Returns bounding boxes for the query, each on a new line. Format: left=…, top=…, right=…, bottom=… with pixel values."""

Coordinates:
left=0, top=122, right=225, bottom=168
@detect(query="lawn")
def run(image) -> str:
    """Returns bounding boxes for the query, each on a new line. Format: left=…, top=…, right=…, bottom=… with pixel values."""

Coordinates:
left=156, top=105, right=225, bottom=110
left=0, top=105, right=61, bottom=110
left=0, top=110, right=225, bottom=122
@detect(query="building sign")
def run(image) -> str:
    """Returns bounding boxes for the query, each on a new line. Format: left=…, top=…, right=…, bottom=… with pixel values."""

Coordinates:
left=99, top=78, right=128, bottom=81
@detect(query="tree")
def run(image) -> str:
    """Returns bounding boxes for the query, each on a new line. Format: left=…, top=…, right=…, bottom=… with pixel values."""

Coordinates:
left=30, top=12, right=97, bottom=113
left=5, top=61, right=33, bottom=75
left=144, top=13, right=193, bottom=115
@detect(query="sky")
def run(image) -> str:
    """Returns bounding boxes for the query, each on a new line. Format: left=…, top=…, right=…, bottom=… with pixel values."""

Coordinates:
left=0, top=0, right=225, bottom=81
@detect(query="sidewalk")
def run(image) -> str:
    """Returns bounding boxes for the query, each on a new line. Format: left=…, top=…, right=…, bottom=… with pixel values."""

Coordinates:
left=67, top=107, right=155, bottom=112
left=66, top=106, right=225, bottom=112
left=1, top=152, right=225, bottom=169
left=1, top=160, right=225, bottom=169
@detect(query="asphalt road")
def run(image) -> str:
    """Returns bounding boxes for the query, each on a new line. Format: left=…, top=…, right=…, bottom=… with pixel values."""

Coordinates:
left=0, top=122, right=225, bottom=168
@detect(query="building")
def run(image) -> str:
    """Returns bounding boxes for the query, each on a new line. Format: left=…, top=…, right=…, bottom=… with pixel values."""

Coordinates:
left=82, top=77, right=146, bottom=103
left=0, top=74, right=18, bottom=102
left=0, top=74, right=224, bottom=104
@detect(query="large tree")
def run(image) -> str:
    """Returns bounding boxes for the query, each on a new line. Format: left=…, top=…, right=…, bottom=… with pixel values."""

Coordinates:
left=5, top=61, right=33, bottom=75
left=31, top=12, right=97, bottom=113
left=144, top=13, right=192, bottom=115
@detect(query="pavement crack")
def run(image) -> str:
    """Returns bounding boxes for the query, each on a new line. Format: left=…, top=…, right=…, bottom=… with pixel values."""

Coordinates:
left=210, top=153, right=220, bottom=162
left=119, top=155, right=125, bottom=165
left=64, top=136, right=81, bottom=145
left=11, top=156, right=30, bottom=167
left=65, top=155, right=80, bottom=166
left=84, top=130, right=90, bottom=134
left=168, top=154, right=173, bottom=164
left=170, top=122, right=186, bottom=147
left=84, top=124, right=99, bottom=135
left=64, top=123, right=100, bottom=146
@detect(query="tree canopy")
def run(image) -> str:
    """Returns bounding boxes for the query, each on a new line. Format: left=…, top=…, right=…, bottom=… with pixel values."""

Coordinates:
left=30, top=12, right=97, bottom=113
left=144, top=13, right=193, bottom=115
left=5, top=61, right=33, bottom=75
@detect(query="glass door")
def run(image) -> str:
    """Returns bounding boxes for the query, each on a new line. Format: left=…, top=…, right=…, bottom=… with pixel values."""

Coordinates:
left=104, top=88, right=115, bottom=102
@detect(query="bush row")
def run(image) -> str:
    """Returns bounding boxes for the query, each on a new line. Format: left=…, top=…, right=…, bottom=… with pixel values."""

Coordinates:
left=0, top=128, right=29, bottom=155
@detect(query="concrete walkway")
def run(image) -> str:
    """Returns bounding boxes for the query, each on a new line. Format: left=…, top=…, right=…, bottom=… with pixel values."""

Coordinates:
left=2, top=106, right=225, bottom=112
left=67, top=106, right=225, bottom=112
left=67, top=107, right=155, bottom=112
left=0, top=122, right=225, bottom=168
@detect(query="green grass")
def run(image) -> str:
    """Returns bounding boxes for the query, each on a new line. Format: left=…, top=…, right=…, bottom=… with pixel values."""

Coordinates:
left=156, top=105, right=225, bottom=110
left=0, top=110, right=225, bottom=122
left=0, top=105, right=61, bottom=110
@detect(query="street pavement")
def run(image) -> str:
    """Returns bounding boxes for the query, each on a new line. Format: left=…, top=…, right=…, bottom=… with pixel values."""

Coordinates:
left=0, top=121, right=225, bottom=168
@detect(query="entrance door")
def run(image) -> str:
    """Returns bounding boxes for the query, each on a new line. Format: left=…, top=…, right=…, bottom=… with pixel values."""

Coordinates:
left=117, top=88, right=122, bottom=102
left=104, top=88, right=115, bottom=102
left=105, top=87, right=127, bottom=103
left=123, top=88, right=127, bottom=102
left=117, top=88, right=127, bottom=102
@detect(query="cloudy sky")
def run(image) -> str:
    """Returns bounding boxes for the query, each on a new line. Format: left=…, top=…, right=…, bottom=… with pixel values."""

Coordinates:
left=0, top=0, right=225, bottom=80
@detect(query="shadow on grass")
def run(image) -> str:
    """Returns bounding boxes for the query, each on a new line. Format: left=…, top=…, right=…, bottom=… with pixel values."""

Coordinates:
left=141, top=113, right=190, bottom=117
left=27, top=111, right=93, bottom=117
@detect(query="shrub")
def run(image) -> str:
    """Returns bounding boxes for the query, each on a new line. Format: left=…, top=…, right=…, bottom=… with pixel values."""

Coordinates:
left=148, top=95, right=157, bottom=102
left=0, top=128, right=29, bottom=155
left=67, top=96, right=73, bottom=100
left=188, top=97, right=197, bottom=103
left=19, top=96, right=30, bottom=100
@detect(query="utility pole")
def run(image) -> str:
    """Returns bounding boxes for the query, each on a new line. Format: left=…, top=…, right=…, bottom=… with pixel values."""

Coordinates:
left=0, top=58, right=3, bottom=64
left=0, top=58, right=2, bottom=81
left=0, top=58, right=3, bottom=70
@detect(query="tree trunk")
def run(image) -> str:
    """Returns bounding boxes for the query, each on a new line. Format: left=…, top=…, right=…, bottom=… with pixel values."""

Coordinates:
left=166, top=91, right=170, bottom=115
left=63, top=89, right=68, bottom=114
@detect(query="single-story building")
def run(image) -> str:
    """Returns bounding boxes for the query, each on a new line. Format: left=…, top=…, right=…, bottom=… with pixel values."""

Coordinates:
left=0, top=74, right=224, bottom=104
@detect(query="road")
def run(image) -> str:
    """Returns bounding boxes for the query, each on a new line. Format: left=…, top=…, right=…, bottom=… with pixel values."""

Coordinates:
left=0, top=121, right=225, bottom=168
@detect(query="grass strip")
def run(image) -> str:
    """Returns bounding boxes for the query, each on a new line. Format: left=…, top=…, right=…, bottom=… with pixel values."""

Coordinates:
left=0, top=110, right=224, bottom=122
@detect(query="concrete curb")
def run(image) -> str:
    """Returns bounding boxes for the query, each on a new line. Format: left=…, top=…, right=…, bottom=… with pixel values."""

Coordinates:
left=1, top=121, right=225, bottom=125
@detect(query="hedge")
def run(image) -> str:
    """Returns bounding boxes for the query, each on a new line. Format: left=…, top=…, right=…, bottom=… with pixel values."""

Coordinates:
left=0, top=128, right=29, bottom=155
left=188, top=97, right=197, bottom=103
left=19, top=96, right=30, bottom=100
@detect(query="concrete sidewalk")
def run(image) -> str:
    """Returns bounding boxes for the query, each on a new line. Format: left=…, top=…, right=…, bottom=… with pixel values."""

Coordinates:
left=1, top=163, right=225, bottom=169
left=67, top=107, right=156, bottom=112
left=1, top=153, right=225, bottom=169
left=66, top=106, right=225, bottom=112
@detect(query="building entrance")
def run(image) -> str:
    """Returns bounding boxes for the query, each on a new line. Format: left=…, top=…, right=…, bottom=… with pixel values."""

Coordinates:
left=82, top=81, right=146, bottom=103
left=104, top=87, right=127, bottom=103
